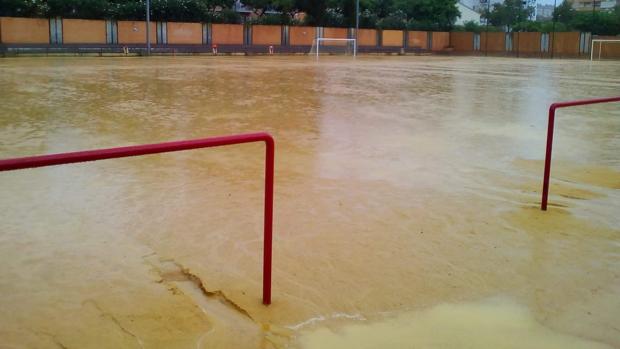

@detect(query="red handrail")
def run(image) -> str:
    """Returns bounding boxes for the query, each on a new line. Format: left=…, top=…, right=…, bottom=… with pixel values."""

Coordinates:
left=541, top=97, right=620, bottom=211
left=0, top=132, right=275, bottom=305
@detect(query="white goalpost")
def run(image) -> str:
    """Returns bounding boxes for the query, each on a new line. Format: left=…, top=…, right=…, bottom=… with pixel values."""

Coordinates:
left=590, top=39, right=620, bottom=61
left=310, top=38, right=357, bottom=57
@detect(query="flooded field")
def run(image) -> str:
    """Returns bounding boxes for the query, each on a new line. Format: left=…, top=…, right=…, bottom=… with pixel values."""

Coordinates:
left=0, top=56, right=619, bottom=348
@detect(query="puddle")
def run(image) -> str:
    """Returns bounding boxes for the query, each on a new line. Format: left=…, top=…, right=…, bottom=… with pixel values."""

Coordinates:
left=295, top=298, right=614, bottom=349
left=1, top=56, right=618, bottom=348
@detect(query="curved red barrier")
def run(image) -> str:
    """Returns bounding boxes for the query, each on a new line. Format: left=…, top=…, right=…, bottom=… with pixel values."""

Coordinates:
left=0, top=132, right=275, bottom=305
left=541, top=97, right=620, bottom=211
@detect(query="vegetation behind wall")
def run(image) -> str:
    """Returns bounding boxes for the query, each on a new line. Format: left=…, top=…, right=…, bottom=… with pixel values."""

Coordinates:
left=477, top=0, right=620, bottom=35
left=0, top=0, right=462, bottom=30
left=1, top=0, right=619, bottom=34
left=0, top=0, right=242, bottom=23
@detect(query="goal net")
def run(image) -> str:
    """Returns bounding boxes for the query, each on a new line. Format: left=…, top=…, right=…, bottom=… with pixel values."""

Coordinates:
left=310, top=38, right=357, bottom=57
left=590, top=39, right=620, bottom=60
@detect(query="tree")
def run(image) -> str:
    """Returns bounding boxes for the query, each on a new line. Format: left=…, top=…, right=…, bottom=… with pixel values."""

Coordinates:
left=0, top=0, right=44, bottom=17
left=370, top=0, right=460, bottom=30
left=553, top=0, right=575, bottom=24
left=294, top=0, right=328, bottom=25
left=396, top=0, right=460, bottom=31
left=570, top=9, right=620, bottom=35
left=322, top=0, right=355, bottom=27
left=245, top=0, right=298, bottom=25
left=358, top=8, right=378, bottom=28
left=214, top=8, right=242, bottom=23
left=366, top=0, right=394, bottom=18
left=242, top=0, right=272, bottom=16
left=134, top=0, right=235, bottom=22
left=482, top=0, right=534, bottom=31
left=376, top=9, right=407, bottom=29
left=111, top=0, right=147, bottom=20
left=453, top=20, right=485, bottom=33
left=6, top=0, right=579, bottom=34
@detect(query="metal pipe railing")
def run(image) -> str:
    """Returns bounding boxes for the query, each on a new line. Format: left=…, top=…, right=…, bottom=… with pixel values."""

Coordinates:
left=541, top=97, right=620, bottom=211
left=0, top=132, right=275, bottom=305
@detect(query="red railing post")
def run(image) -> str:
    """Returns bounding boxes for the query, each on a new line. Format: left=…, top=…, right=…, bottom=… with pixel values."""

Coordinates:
left=541, top=96, right=620, bottom=211
left=541, top=104, right=558, bottom=211
left=262, top=135, right=274, bottom=305
left=0, top=132, right=275, bottom=305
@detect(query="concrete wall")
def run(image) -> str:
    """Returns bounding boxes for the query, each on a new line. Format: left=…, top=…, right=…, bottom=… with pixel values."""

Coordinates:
left=63, top=19, right=106, bottom=44
left=382, top=30, right=403, bottom=47
left=211, top=24, right=243, bottom=45
left=289, top=26, right=315, bottom=46
left=481, top=32, right=505, bottom=52
left=118, top=21, right=157, bottom=44
left=432, top=32, right=450, bottom=51
left=323, top=27, right=347, bottom=46
left=515, top=32, right=541, bottom=54
left=551, top=32, right=580, bottom=56
left=408, top=31, right=428, bottom=49
left=0, top=17, right=49, bottom=44
left=0, top=16, right=601, bottom=59
left=252, top=25, right=281, bottom=45
left=450, top=32, right=473, bottom=51
left=357, top=28, right=377, bottom=46
left=167, top=22, right=202, bottom=44
left=323, top=27, right=347, bottom=39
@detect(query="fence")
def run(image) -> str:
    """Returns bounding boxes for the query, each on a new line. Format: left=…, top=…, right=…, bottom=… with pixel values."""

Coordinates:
left=1, top=16, right=618, bottom=58
left=540, top=97, right=620, bottom=211
left=0, top=132, right=276, bottom=305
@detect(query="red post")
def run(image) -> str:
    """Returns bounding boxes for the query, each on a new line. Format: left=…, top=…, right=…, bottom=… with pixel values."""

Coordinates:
left=262, top=135, right=274, bottom=305
left=541, top=96, right=620, bottom=211
left=0, top=132, right=275, bottom=305
left=541, top=104, right=557, bottom=211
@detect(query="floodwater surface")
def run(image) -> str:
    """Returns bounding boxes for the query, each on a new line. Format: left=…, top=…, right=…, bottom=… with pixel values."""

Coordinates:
left=0, top=56, right=619, bottom=348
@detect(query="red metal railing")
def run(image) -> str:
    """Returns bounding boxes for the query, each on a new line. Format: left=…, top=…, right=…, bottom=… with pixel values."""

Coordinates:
left=0, top=132, right=275, bottom=305
left=541, top=97, right=620, bottom=211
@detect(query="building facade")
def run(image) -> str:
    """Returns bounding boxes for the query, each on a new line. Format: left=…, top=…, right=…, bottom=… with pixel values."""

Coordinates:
left=536, top=4, right=555, bottom=20
left=471, top=0, right=503, bottom=13
left=572, top=0, right=619, bottom=12
left=457, top=1, right=482, bottom=24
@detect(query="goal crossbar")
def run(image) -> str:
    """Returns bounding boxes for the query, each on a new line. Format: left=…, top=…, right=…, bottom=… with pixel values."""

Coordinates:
left=590, top=39, right=620, bottom=61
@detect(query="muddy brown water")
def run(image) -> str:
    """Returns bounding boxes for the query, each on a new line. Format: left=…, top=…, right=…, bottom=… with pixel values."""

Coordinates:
left=0, top=56, right=619, bottom=348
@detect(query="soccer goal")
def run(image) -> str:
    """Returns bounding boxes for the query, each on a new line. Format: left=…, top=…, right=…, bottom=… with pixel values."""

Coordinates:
left=590, top=39, right=620, bottom=61
left=310, top=38, right=357, bottom=57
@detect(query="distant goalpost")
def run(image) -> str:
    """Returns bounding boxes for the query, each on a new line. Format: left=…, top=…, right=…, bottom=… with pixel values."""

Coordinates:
left=310, top=38, right=357, bottom=57
left=590, top=39, right=620, bottom=61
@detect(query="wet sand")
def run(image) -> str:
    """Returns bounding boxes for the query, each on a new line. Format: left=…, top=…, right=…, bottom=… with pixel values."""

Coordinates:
left=0, top=56, right=619, bottom=348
